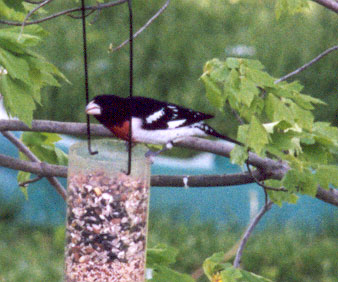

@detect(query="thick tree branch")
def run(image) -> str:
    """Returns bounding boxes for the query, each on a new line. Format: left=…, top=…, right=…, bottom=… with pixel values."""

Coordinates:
left=0, top=119, right=113, bottom=136
left=1, top=131, right=67, bottom=201
left=0, top=153, right=67, bottom=177
left=0, top=119, right=290, bottom=179
left=312, top=0, right=338, bottom=13
left=233, top=200, right=273, bottom=268
left=0, top=126, right=338, bottom=206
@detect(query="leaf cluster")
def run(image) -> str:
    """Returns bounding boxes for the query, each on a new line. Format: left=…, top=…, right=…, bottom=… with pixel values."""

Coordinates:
left=203, top=252, right=271, bottom=282
left=18, top=132, right=68, bottom=197
left=0, top=24, right=67, bottom=125
left=201, top=57, right=338, bottom=204
left=147, top=244, right=195, bottom=282
left=147, top=245, right=273, bottom=281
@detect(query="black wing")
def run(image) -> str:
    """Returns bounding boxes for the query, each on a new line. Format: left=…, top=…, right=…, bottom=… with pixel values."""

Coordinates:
left=130, top=96, right=213, bottom=130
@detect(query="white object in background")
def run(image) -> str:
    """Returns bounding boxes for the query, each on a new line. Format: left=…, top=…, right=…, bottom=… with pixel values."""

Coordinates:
left=0, top=94, right=10, bottom=120
left=249, top=190, right=259, bottom=220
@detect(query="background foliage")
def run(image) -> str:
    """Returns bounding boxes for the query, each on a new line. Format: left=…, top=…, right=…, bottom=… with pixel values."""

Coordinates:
left=31, top=0, right=338, bottom=131
left=0, top=214, right=337, bottom=282
left=1, top=0, right=338, bottom=281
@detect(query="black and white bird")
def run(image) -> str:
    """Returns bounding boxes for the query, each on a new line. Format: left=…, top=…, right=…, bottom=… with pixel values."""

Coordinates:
left=85, top=95, right=241, bottom=151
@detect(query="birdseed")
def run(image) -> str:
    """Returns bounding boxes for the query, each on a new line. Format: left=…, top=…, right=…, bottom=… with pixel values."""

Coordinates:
left=65, top=171, right=149, bottom=282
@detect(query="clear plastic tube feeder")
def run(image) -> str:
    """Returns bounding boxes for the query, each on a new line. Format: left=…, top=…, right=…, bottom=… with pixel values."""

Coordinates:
left=65, top=140, right=151, bottom=282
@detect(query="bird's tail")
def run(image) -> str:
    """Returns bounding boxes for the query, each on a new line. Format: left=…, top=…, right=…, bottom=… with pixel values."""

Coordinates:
left=196, top=123, right=242, bottom=145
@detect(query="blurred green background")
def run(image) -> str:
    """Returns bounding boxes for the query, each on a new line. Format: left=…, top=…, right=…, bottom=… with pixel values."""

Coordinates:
left=1, top=0, right=338, bottom=281
left=35, top=0, right=338, bottom=137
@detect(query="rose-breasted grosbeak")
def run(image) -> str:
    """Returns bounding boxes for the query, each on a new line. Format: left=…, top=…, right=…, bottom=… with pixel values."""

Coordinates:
left=85, top=95, right=241, bottom=150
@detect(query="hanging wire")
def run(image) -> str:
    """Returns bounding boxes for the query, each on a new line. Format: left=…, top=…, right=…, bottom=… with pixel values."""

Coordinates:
left=81, top=0, right=98, bottom=155
left=126, top=0, right=133, bottom=175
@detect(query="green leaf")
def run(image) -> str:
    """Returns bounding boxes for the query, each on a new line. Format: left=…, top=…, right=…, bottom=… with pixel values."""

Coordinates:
left=238, top=77, right=259, bottom=107
left=242, top=59, right=265, bottom=70
left=150, top=264, right=195, bottom=282
left=203, top=252, right=226, bottom=280
left=146, top=244, right=178, bottom=267
left=245, top=68, right=276, bottom=88
left=0, top=26, right=67, bottom=124
left=1, top=76, right=35, bottom=125
left=282, top=168, right=317, bottom=196
left=230, top=145, right=248, bottom=166
left=226, top=57, right=240, bottom=69
left=312, top=122, right=338, bottom=147
left=203, top=253, right=272, bottom=282
left=0, top=47, right=30, bottom=82
left=265, top=179, right=298, bottom=206
left=220, top=264, right=243, bottom=282
left=0, top=0, right=25, bottom=21
left=201, top=73, right=224, bottom=110
left=203, top=58, right=230, bottom=82
left=315, top=165, right=338, bottom=190
left=247, top=116, right=269, bottom=155
left=290, top=103, right=314, bottom=131
left=20, top=132, right=68, bottom=165
left=147, top=244, right=194, bottom=282
left=265, top=93, right=294, bottom=124
left=301, top=144, right=329, bottom=165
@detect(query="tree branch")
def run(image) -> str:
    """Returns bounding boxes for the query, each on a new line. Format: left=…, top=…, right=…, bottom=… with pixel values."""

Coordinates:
left=0, top=119, right=290, bottom=179
left=312, top=0, right=338, bottom=13
left=0, top=142, right=337, bottom=206
left=19, top=0, right=55, bottom=39
left=233, top=200, right=273, bottom=268
left=0, top=0, right=127, bottom=26
left=19, top=175, right=42, bottom=187
left=0, top=120, right=337, bottom=206
left=110, top=0, right=170, bottom=52
left=275, top=45, right=338, bottom=83
left=1, top=131, right=67, bottom=200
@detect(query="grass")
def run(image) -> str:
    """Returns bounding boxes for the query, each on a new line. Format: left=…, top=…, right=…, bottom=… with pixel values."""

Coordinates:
left=0, top=213, right=337, bottom=282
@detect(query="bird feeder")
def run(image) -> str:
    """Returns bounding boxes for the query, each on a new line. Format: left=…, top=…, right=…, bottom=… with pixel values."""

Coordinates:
left=65, top=139, right=151, bottom=281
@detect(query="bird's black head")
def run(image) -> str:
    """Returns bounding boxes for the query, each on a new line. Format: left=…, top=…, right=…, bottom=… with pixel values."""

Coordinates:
left=86, top=95, right=130, bottom=126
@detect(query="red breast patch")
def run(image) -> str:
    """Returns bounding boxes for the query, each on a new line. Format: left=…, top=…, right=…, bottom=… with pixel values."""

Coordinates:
left=109, top=120, right=132, bottom=141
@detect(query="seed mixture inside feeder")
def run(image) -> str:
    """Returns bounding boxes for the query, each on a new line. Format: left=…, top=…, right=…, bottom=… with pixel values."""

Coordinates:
left=65, top=171, right=149, bottom=282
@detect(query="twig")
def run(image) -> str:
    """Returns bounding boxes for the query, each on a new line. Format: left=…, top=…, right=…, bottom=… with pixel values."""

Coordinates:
left=19, top=0, right=55, bottom=39
left=110, top=0, right=170, bottom=52
left=233, top=200, right=273, bottom=268
left=0, top=0, right=127, bottom=26
left=246, top=162, right=287, bottom=192
left=67, top=10, right=96, bottom=19
left=19, top=175, right=42, bottom=187
left=275, top=45, right=338, bottom=83
left=24, top=0, right=45, bottom=3
left=1, top=131, right=67, bottom=201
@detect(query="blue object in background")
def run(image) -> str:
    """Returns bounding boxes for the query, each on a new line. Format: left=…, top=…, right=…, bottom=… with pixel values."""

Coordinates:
left=0, top=135, right=336, bottom=229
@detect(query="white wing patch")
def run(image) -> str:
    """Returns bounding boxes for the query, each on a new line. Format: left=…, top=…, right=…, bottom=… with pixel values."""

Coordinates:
left=132, top=118, right=207, bottom=145
left=146, top=108, right=165, bottom=124
left=167, top=119, right=186, bottom=129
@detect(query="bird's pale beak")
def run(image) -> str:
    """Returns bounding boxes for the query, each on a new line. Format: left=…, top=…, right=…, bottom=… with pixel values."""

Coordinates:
left=85, top=101, right=101, bottom=115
